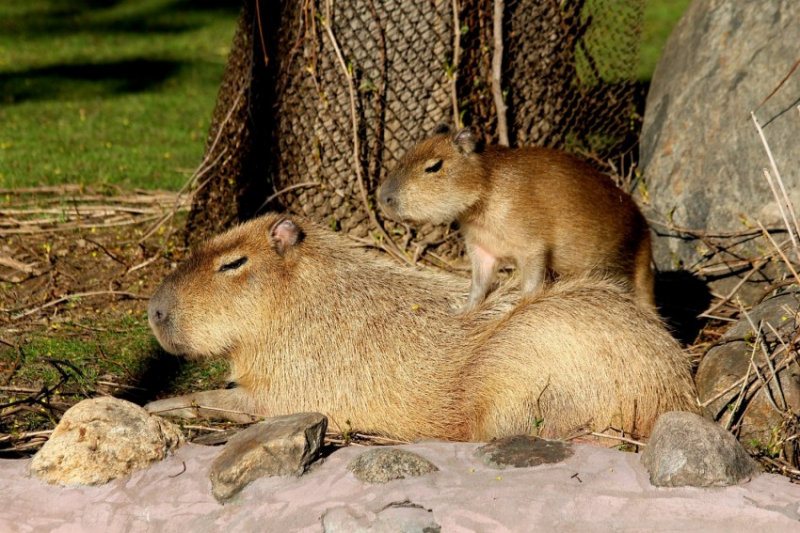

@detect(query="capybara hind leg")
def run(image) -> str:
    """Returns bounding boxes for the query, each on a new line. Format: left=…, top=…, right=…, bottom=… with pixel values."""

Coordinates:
left=145, top=389, right=258, bottom=423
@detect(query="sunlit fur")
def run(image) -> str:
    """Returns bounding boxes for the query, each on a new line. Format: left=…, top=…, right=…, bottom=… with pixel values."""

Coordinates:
left=377, top=131, right=655, bottom=311
left=147, top=214, right=697, bottom=442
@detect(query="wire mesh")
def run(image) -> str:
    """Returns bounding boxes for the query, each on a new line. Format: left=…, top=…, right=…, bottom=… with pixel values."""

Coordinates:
left=188, top=0, right=645, bottom=257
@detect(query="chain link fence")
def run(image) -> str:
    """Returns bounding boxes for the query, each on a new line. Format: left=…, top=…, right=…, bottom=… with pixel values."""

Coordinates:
left=188, top=0, right=644, bottom=262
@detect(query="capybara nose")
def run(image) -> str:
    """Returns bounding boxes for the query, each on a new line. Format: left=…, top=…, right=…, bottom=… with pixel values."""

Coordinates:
left=148, top=288, right=173, bottom=329
left=150, top=305, right=166, bottom=324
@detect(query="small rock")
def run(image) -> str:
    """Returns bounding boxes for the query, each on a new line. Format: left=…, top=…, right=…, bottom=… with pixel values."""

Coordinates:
left=640, top=411, right=759, bottom=487
left=30, top=397, right=184, bottom=486
left=209, top=412, right=327, bottom=502
left=322, top=502, right=440, bottom=533
left=348, top=448, right=439, bottom=484
left=476, top=435, right=574, bottom=469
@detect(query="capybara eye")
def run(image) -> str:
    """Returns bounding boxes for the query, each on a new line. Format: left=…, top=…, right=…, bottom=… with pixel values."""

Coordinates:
left=219, top=257, right=248, bottom=272
left=425, top=160, right=443, bottom=173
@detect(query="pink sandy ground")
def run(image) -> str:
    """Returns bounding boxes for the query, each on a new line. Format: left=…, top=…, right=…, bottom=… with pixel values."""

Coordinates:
left=1, top=441, right=799, bottom=532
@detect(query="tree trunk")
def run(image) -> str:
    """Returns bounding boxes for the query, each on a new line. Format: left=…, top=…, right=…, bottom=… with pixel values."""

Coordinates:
left=186, top=0, right=645, bottom=258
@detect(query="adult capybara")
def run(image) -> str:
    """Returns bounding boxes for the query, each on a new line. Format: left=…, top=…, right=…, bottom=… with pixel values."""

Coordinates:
left=377, top=126, right=655, bottom=313
left=146, top=213, right=695, bottom=441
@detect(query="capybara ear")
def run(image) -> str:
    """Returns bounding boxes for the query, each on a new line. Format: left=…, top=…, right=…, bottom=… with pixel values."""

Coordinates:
left=270, top=217, right=303, bottom=256
left=433, top=123, right=451, bottom=136
left=453, top=128, right=476, bottom=155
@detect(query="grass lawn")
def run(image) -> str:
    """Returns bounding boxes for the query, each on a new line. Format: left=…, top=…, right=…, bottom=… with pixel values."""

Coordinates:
left=638, top=0, right=691, bottom=81
left=0, top=0, right=239, bottom=191
left=0, top=0, right=688, bottom=191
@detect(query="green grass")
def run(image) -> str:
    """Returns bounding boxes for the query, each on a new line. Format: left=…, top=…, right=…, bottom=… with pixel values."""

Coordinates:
left=0, top=0, right=238, bottom=191
left=11, top=314, right=156, bottom=388
left=0, top=312, right=229, bottom=433
left=638, top=0, right=691, bottom=81
left=0, top=0, right=687, bottom=192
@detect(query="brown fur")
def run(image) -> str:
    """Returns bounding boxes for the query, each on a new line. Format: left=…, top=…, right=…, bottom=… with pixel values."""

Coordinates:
left=146, top=213, right=696, bottom=442
left=377, top=128, right=655, bottom=313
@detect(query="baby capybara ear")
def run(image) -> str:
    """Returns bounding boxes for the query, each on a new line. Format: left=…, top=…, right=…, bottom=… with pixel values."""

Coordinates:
left=270, top=217, right=304, bottom=256
left=432, top=123, right=451, bottom=136
left=453, top=128, right=476, bottom=155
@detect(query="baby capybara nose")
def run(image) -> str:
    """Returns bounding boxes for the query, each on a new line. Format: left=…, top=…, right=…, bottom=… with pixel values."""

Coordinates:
left=377, top=182, right=399, bottom=218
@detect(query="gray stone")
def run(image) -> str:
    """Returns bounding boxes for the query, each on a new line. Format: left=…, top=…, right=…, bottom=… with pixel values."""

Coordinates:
left=348, top=448, right=439, bottom=484
left=640, top=0, right=800, bottom=301
left=476, top=435, right=574, bottom=469
left=719, top=291, right=799, bottom=343
left=322, top=503, right=441, bottom=533
left=209, top=412, right=327, bottom=502
left=696, top=291, right=800, bottom=456
left=640, top=411, right=759, bottom=487
left=30, top=397, right=184, bottom=486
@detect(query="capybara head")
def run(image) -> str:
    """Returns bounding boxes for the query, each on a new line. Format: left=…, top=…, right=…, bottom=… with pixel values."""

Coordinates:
left=378, top=126, right=485, bottom=225
left=148, top=215, right=303, bottom=359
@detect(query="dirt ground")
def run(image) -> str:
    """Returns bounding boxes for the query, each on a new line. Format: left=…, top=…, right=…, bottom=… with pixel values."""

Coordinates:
left=0, top=186, right=232, bottom=454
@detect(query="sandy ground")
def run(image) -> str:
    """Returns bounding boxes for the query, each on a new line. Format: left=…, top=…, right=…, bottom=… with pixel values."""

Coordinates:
left=2, top=442, right=799, bottom=532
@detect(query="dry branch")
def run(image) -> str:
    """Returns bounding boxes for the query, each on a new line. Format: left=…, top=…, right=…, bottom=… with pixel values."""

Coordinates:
left=491, top=0, right=508, bottom=145
left=7, top=290, right=149, bottom=320
left=449, top=0, right=461, bottom=126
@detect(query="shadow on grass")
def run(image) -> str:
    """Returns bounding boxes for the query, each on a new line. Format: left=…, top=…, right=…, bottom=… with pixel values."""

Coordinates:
left=118, top=338, right=229, bottom=408
left=116, top=346, right=185, bottom=405
left=0, top=59, right=185, bottom=104
left=0, top=0, right=238, bottom=37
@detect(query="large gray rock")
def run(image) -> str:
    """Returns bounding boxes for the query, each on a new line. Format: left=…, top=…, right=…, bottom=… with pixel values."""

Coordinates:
left=696, top=291, right=800, bottom=455
left=30, top=397, right=184, bottom=486
left=640, top=0, right=800, bottom=300
left=209, top=412, right=327, bottom=502
left=641, top=411, right=759, bottom=487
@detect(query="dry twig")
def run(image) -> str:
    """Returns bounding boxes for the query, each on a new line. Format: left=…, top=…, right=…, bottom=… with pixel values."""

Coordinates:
left=491, top=0, right=508, bottom=145
left=751, top=111, right=800, bottom=255
left=449, top=0, right=462, bottom=126
left=7, top=290, right=148, bottom=320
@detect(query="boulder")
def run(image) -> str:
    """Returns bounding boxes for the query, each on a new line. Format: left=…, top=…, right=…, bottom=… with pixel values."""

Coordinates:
left=209, top=412, right=327, bottom=502
left=640, top=0, right=800, bottom=301
left=695, top=291, right=800, bottom=455
left=641, top=411, right=759, bottom=487
left=30, top=397, right=184, bottom=486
